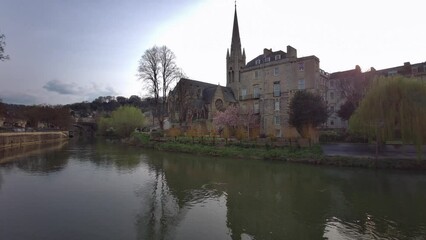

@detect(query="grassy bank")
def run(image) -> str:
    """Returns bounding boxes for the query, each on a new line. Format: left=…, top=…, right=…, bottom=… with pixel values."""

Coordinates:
left=129, top=133, right=426, bottom=171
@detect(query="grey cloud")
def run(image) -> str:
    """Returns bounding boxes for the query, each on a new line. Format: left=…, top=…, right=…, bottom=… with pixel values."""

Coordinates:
left=43, top=79, right=81, bottom=95
left=88, top=83, right=118, bottom=98
left=0, top=91, right=40, bottom=105
left=42, top=79, right=118, bottom=102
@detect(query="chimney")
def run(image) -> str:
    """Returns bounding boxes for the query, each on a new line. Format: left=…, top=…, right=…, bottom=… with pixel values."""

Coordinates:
left=287, top=45, right=297, bottom=58
left=263, top=48, right=272, bottom=56
left=355, top=65, right=361, bottom=73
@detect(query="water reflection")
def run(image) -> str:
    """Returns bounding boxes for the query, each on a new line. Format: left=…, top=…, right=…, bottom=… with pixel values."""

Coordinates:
left=0, top=140, right=68, bottom=164
left=64, top=140, right=145, bottom=173
left=135, top=168, right=183, bottom=240
left=0, top=141, right=69, bottom=174
left=140, top=150, right=426, bottom=240
left=0, top=141, right=425, bottom=240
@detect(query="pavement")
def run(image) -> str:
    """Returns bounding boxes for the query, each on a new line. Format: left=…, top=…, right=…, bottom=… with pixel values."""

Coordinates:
left=321, top=143, right=424, bottom=160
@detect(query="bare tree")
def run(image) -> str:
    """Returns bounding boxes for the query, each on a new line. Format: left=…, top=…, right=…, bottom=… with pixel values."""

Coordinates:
left=0, top=98, right=5, bottom=117
left=169, top=79, right=204, bottom=126
left=0, top=33, right=10, bottom=61
left=335, top=67, right=373, bottom=106
left=333, top=66, right=374, bottom=120
left=169, top=80, right=190, bottom=125
left=138, top=46, right=183, bottom=130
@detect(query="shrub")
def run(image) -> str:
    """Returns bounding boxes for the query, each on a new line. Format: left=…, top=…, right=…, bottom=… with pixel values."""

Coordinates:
left=166, top=127, right=182, bottom=140
left=97, top=106, right=145, bottom=138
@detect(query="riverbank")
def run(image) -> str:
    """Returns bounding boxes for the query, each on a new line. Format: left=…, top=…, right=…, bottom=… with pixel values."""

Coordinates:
left=129, top=133, right=426, bottom=171
left=0, top=131, right=69, bottom=149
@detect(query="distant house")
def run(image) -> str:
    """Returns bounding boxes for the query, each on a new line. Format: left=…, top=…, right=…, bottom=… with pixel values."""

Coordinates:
left=325, top=61, right=426, bottom=129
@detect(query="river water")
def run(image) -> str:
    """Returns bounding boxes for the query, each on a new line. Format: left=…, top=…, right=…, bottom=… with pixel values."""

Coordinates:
left=0, top=140, right=425, bottom=240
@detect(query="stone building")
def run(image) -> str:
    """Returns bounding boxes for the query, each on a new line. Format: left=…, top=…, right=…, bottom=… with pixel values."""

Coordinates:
left=325, top=61, right=426, bottom=130
left=325, top=66, right=365, bottom=129
left=375, top=61, right=426, bottom=81
left=226, top=7, right=325, bottom=137
left=168, top=5, right=327, bottom=138
left=168, top=78, right=237, bottom=126
left=170, top=5, right=426, bottom=136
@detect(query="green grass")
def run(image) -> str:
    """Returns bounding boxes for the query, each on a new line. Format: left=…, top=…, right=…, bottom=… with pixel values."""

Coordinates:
left=127, top=133, right=426, bottom=170
left=130, top=132, right=150, bottom=144
left=130, top=132, right=323, bottom=160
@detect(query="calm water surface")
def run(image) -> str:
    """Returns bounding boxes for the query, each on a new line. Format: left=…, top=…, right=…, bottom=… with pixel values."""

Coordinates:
left=0, top=140, right=426, bottom=240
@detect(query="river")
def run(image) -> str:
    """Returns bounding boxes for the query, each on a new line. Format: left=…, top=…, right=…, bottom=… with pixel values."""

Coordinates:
left=0, top=140, right=426, bottom=240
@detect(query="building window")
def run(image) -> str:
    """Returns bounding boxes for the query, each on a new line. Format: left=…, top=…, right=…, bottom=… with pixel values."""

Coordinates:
left=253, top=85, right=260, bottom=98
left=255, top=70, right=260, bottom=78
left=330, top=106, right=335, bottom=112
left=241, top=89, right=247, bottom=99
left=274, top=115, right=281, bottom=125
left=275, top=129, right=281, bottom=138
left=298, top=79, right=305, bottom=90
left=388, top=70, right=397, bottom=76
left=274, top=99, right=280, bottom=111
left=273, top=67, right=279, bottom=76
left=330, top=92, right=334, bottom=100
left=265, top=57, right=270, bottom=63
left=330, top=80, right=334, bottom=88
left=298, top=62, right=305, bottom=71
left=255, top=59, right=261, bottom=65
left=330, top=120, right=334, bottom=126
left=254, top=102, right=260, bottom=113
left=273, top=82, right=280, bottom=97
left=275, top=55, right=281, bottom=61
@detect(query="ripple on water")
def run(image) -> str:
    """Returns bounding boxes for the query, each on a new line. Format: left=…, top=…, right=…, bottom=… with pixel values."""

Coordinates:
left=323, top=215, right=426, bottom=240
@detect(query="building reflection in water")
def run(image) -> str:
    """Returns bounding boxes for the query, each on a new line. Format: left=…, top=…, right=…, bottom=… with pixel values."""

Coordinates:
left=136, top=150, right=426, bottom=240
left=1, top=141, right=425, bottom=239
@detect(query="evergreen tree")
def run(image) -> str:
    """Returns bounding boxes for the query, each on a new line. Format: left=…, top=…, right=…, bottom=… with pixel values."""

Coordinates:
left=288, top=91, right=328, bottom=138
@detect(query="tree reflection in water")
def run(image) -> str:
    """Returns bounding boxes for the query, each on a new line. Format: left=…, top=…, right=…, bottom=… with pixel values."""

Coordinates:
left=2, top=140, right=424, bottom=239
left=136, top=149, right=426, bottom=240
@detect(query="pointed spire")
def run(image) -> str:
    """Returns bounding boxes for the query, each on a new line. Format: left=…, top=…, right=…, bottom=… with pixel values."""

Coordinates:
left=231, top=3, right=241, bottom=55
left=243, top=48, right=246, bottom=58
left=227, top=49, right=230, bottom=58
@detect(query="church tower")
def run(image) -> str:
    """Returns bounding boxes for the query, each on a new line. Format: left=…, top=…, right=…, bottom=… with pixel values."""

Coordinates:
left=226, top=4, right=246, bottom=98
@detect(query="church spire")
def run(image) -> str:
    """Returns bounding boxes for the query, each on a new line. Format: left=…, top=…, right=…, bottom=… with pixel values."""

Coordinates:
left=226, top=2, right=245, bottom=89
left=230, top=4, right=241, bottom=55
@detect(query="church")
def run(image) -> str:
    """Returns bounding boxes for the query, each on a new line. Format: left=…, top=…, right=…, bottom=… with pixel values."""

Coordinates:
left=168, top=5, right=327, bottom=138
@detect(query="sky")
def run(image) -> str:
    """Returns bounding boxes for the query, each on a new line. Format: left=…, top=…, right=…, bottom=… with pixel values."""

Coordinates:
left=0, top=0, right=425, bottom=105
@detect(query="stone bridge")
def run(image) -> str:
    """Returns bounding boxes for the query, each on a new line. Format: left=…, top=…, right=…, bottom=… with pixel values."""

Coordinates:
left=72, top=119, right=97, bottom=137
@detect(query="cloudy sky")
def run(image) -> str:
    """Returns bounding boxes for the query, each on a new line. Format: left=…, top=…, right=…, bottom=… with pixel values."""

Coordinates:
left=0, top=0, right=425, bottom=105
